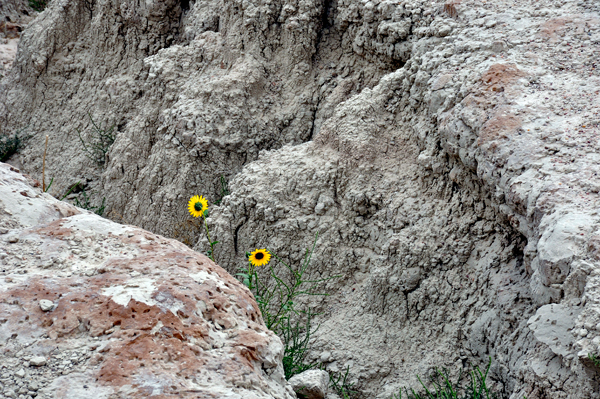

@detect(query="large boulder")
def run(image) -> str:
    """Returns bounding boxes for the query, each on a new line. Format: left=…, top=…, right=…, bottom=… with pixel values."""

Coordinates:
left=0, top=163, right=294, bottom=399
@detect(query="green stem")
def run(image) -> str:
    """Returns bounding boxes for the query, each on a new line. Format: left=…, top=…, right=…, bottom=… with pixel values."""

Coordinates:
left=248, top=263, right=256, bottom=291
left=202, top=214, right=215, bottom=262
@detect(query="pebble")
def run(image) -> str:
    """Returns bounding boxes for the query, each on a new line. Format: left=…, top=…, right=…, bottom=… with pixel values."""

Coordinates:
left=30, top=356, right=47, bottom=367
left=8, top=236, right=18, bottom=243
left=320, top=351, right=332, bottom=363
left=39, top=299, right=54, bottom=312
left=15, top=369, right=25, bottom=378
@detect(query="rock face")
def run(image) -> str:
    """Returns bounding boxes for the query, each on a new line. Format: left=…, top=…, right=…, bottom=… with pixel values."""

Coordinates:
left=0, top=163, right=294, bottom=398
left=3, top=0, right=600, bottom=398
left=0, top=0, right=32, bottom=81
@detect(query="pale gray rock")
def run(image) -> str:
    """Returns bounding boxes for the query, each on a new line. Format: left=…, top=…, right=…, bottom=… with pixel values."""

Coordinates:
left=288, top=369, right=329, bottom=399
left=536, top=213, right=591, bottom=286
left=528, top=304, right=581, bottom=357
left=38, top=299, right=53, bottom=312
left=29, top=356, right=46, bottom=367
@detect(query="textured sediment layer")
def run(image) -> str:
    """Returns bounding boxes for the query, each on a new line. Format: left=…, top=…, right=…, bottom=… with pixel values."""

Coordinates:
left=2, top=0, right=600, bottom=397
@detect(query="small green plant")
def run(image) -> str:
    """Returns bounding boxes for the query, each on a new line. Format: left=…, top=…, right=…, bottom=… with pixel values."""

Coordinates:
left=59, top=181, right=105, bottom=215
left=188, top=195, right=218, bottom=261
left=28, top=0, right=49, bottom=12
left=76, top=113, right=115, bottom=167
left=214, top=175, right=230, bottom=205
left=60, top=181, right=81, bottom=201
left=588, top=353, right=600, bottom=368
left=280, top=310, right=319, bottom=378
left=0, top=132, right=29, bottom=162
left=329, top=366, right=359, bottom=399
left=44, top=177, right=54, bottom=193
left=237, top=233, right=338, bottom=379
left=74, top=187, right=106, bottom=216
left=391, top=358, right=500, bottom=399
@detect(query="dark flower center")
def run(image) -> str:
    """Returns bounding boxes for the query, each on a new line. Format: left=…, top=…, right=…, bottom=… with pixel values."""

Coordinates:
left=194, top=202, right=203, bottom=211
left=255, top=252, right=264, bottom=260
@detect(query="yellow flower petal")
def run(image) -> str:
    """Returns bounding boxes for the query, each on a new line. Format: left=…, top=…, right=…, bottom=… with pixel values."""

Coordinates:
left=249, top=249, right=271, bottom=267
left=188, top=195, right=208, bottom=218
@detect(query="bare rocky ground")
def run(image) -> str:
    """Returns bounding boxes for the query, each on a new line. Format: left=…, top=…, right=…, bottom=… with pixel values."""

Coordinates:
left=2, top=0, right=600, bottom=398
left=0, top=163, right=294, bottom=399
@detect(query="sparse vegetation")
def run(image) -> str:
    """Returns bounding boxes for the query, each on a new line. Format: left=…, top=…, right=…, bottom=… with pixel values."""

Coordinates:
left=329, top=366, right=359, bottom=399
left=280, top=313, right=319, bottom=378
left=74, top=187, right=106, bottom=216
left=187, top=195, right=218, bottom=261
left=76, top=113, right=116, bottom=167
left=60, top=181, right=81, bottom=201
left=0, top=132, right=29, bottom=162
left=187, top=193, right=341, bottom=381
left=28, top=0, right=50, bottom=12
left=214, top=175, right=230, bottom=205
left=59, top=181, right=106, bottom=216
left=237, top=233, right=337, bottom=379
left=183, top=195, right=500, bottom=397
left=588, top=353, right=600, bottom=368
left=391, top=358, right=501, bottom=399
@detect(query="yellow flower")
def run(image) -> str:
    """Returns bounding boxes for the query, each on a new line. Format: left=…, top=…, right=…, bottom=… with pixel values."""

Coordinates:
left=188, top=195, right=208, bottom=218
left=249, top=248, right=271, bottom=267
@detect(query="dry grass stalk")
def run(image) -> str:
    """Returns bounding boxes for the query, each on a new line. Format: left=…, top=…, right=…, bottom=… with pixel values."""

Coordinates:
left=444, top=0, right=461, bottom=18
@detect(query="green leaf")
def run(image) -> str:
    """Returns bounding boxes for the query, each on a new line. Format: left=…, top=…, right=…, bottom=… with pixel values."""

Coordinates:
left=44, top=177, right=54, bottom=193
left=236, top=273, right=250, bottom=287
left=211, top=241, right=219, bottom=245
left=203, top=209, right=209, bottom=217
